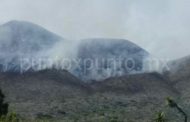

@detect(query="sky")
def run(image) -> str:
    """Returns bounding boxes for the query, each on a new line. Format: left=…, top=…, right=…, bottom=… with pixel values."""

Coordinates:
left=0, top=0, right=189, bottom=59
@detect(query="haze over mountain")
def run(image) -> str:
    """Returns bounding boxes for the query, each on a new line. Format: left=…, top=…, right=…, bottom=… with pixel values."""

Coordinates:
left=0, top=0, right=189, bottom=121
left=75, top=38, right=149, bottom=80
left=1, top=0, right=189, bottom=60
left=0, top=20, right=189, bottom=121
left=0, top=20, right=63, bottom=71
left=0, top=20, right=149, bottom=80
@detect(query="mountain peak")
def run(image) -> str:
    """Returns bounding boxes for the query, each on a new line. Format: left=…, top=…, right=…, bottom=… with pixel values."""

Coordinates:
left=4, top=20, right=26, bottom=25
left=3, top=20, right=39, bottom=27
left=0, top=20, right=62, bottom=45
left=1, top=20, right=54, bottom=34
left=0, top=20, right=63, bottom=72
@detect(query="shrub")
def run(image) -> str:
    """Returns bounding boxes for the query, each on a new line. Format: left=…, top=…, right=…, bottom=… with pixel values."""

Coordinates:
left=0, top=90, right=8, bottom=116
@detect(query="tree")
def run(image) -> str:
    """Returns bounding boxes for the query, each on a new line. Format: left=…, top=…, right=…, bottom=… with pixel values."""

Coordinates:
left=166, top=97, right=187, bottom=122
left=0, top=89, right=8, bottom=116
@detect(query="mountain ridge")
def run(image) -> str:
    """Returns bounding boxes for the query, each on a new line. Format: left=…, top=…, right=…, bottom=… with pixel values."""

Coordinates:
left=0, top=20, right=150, bottom=81
left=1, top=20, right=189, bottom=121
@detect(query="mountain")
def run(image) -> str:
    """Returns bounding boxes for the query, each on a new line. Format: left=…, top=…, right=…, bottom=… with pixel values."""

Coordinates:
left=1, top=20, right=188, bottom=121
left=0, top=21, right=149, bottom=81
left=166, top=56, right=190, bottom=115
left=0, top=20, right=63, bottom=72
left=0, top=55, right=189, bottom=121
left=74, top=38, right=149, bottom=80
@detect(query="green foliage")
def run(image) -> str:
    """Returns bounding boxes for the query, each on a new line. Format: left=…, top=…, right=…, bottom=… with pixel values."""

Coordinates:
left=0, top=112, right=19, bottom=122
left=154, top=112, right=166, bottom=122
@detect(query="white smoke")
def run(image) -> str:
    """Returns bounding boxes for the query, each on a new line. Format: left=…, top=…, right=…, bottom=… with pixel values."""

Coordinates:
left=0, top=0, right=189, bottom=80
left=0, top=0, right=189, bottom=59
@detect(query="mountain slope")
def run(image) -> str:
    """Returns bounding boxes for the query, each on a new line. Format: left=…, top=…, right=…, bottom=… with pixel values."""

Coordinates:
left=0, top=20, right=188, bottom=121
left=88, top=72, right=179, bottom=122
left=0, top=70, right=180, bottom=121
left=0, top=21, right=150, bottom=81
left=74, top=38, right=149, bottom=80
left=166, top=56, right=190, bottom=115
left=91, top=72, right=178, bottom=97
left=167, top=56, right=190, bottom=82
left=0, top=69, right=90, bottom=118
left=0, top=55, right=188, bottom=122
left=0, top=20, right=63, bottom=71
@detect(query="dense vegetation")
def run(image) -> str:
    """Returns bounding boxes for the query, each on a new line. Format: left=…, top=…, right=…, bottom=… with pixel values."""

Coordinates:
left=0, top=94, right=188, bottom=122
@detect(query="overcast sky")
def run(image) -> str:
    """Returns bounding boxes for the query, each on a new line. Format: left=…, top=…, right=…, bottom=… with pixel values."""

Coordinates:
left=0, top=0, right=189, bottom=59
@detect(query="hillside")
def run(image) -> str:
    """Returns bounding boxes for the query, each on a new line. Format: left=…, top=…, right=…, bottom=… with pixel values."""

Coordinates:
left=0, top=54, right=189, bottom=121
left=0, top=69, right=90, bottom=118
left=0, top=21, right=189, bottom=121
left=167, top=56, right=190, bottom=81
left=0, top=21, right=149, bottom=81
left=91, top=72, right=178, bottom=97
left=0, top=70, right=180, bottom=121
left=166, top=56, right=190, bottom=116
left=75, top=38, right=149, bottom=80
